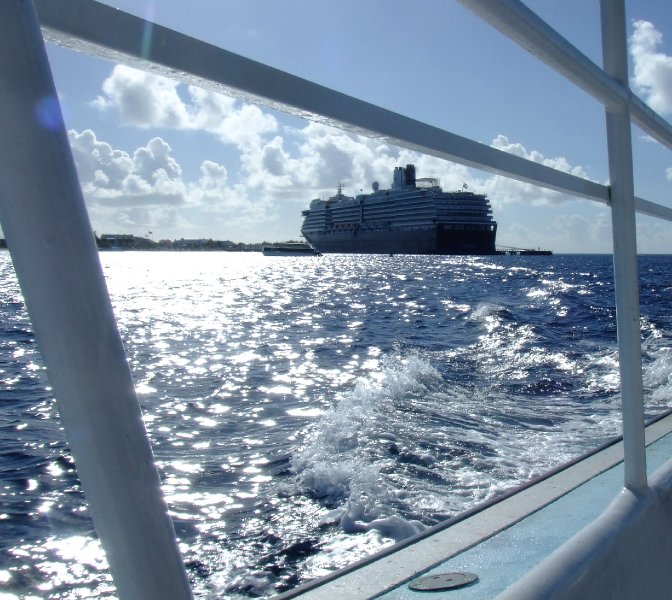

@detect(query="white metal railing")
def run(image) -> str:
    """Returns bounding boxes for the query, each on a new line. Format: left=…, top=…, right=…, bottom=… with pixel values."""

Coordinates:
left=33, top=0, right=672, bottom=222
left=463, top=0, right=649, bottom=496
left=0, top=0, right=670, bottom=597
left=0, top=2, right=193, bottom=599
left=601, top=0, right=647, bottom=491
left=460, top=1, right=672, bottom=149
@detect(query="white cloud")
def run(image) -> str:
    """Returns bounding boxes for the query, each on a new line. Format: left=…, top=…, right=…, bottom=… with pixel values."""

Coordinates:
left=68, top=127, right=290, bottom=239
left=490, top=135, right=589, bottom=179
left=550, top=212, right=612, bottom=253
left=481, top=135, right=592, bottom=208
left=91, top=66, right=591, bottom=210
left=198, top=160, right=228, bottom=191
left=69, top=117, right=606, bottom=247
left=92, top=65, right=278, bottom=149
left=92, top=65, right=190, bottom=127
left=69, top=129, right=186, bottom=206
left=630, top=20, right=672, bottom=116
left=630, top=21, right=672, bottom=202
left=635, top=216, right=672, bottom=253
left=82, top=63, right=636, bottom=251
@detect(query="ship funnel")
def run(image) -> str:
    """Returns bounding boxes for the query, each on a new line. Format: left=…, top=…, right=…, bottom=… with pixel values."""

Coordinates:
left=404, top=164, right=416, bottom=187
left=392, top=165, right=417, bottom=188
left=392, top=166, right=404, bottom=188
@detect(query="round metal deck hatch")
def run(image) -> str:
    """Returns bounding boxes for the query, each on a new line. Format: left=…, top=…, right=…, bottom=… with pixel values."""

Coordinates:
left=408, top=571, right=478, bottom=592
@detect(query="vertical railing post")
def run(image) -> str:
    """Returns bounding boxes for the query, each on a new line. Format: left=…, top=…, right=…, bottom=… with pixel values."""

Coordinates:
left=0, top=2, right=192, bottom=597
left=600, top=0, right=647, bottom=491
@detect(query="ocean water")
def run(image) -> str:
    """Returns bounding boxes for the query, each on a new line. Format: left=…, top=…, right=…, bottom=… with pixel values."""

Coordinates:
left=1, top=251, right=671, bottom=598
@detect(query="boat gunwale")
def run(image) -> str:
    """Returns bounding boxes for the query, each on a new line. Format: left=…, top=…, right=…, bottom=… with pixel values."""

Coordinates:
left=278, top=406, right=672, bottom=598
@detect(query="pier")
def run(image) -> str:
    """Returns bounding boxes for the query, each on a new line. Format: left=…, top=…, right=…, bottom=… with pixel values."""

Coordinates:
left=496, top=246, right=553, bottom=255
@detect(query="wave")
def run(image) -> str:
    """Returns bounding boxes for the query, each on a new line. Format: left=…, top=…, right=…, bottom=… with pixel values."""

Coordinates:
left=3, top=253, right=672, bottom=598
left=291, top=326, right=672, bottom=550
left=291, top=353, right=440, bottom=541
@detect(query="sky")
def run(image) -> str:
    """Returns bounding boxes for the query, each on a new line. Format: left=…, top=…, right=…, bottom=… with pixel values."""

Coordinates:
left=34, top=0, right=672, bottom=252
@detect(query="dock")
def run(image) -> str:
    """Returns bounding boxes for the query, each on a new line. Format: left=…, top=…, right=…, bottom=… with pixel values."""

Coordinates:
left=496, top=246, right=553, bottom=256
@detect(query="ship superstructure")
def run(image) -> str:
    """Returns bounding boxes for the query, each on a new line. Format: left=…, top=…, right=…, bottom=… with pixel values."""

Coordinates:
left=300, top=164, right=497, bottom=254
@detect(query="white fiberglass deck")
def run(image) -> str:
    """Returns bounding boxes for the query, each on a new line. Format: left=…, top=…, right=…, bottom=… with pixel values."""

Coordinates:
left=290, top=412, right=672, bottom=599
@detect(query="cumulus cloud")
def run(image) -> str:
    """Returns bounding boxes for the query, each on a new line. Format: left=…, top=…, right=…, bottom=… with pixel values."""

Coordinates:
left=280, top=123, right=472, bottom=198
left=92, top=65, right=190, bottom=127
left=491, top=135, right=589, bottom=178
left=481, top=135, right=591, bottom=208
left=69, top=129, right=185, bottom=205
left=90, top=66, right=470, bottom=201
left=79, top=62, right=624, bottom=248
left=92, top=65, right=277, bottom=148
left=630, top=20, right=672, bottom=115
left=68, top=127, right=287, bottom=238
left=90, top=65, right=591, bottom=210
left=550, top=212, right=612, bottom=252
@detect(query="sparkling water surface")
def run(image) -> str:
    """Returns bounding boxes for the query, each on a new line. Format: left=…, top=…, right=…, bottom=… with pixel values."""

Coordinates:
left=1, top=251, right=671, bottom=598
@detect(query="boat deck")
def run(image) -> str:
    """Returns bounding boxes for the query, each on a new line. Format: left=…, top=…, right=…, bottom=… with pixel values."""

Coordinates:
left=291, top=411, right=672, bottom=599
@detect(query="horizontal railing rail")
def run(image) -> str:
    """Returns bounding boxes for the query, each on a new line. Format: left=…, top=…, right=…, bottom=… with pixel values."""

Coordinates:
left=459, top=0, right=672, bottom=152
left=34, top=0, right=672, bottom=222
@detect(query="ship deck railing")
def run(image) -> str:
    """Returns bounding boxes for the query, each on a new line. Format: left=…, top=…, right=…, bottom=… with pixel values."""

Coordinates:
left=1, top=0, right=672, bottom=598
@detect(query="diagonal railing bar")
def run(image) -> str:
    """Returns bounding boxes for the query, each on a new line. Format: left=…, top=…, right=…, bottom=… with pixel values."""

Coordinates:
left=634, top=196, right=672, bottom=221
left=456, top=0, right=666, bottom=493
left=457, top=0, right=672, bottom=154
left=33, top=0, right=672, bottom=222
left=1, top=1, right=193, bottom=597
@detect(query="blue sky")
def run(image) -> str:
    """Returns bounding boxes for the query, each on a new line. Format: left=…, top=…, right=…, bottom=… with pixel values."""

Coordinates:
left=39, top=0, right=672, bottom=252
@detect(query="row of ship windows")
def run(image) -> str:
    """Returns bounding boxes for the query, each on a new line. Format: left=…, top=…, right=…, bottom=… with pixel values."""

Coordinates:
left=309, top=210, right=493, bottom=221
left=303, top=222, right=495, bottom=233
left=330, top=192, right=490, bottom=203
left=321, top=203, right=492, bottom=214
left=314, top=210, right=493, bottom=220
left=307, top=225, right=435, bottom=235
left=303, top=223, right=496, bottom=233
left=317, top=195, right=492, bottom=205
left=310, top=217, right=496, bottom=227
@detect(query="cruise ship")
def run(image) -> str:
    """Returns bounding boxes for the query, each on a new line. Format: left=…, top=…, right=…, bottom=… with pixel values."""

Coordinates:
left=300, top=164, right=497, bottom=254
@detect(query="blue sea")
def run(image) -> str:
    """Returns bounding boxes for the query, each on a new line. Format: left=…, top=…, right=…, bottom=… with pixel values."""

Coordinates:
left=1, top=251, right=671, bottom=598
